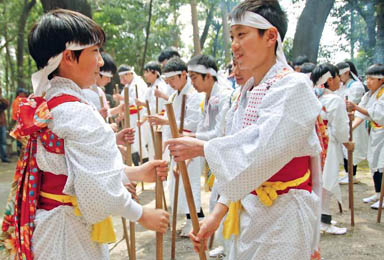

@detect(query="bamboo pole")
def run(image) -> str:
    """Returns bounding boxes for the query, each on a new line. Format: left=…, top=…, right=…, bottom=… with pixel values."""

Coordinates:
left=135, top=85, right=144, bottom=191
left=171, top=95, right=187, bottom=260
left=156, top=86, right=159, bottom=114
left=121, top=218, right=132, bottom=259
left=346, top=96, right=354, bottom=226
left=377, top=170, right=384, bottom=223
left=155, top=130, right=164, bottom=259
left=166, top=103, right=207, bottom=260
left=124, top=88, right=137, bottom=259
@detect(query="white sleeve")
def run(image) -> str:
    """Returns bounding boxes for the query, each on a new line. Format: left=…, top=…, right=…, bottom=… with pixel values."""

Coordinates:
left=204, top=74, right=322, bottom=201
left=368, top=91, right=384, bottom=126
left=327, top=96, right=350, bottom=143
left=355, top=92, right=370, bottom=120
left=347, top=81, right=365, bottom=104
left=184, top=93, right=204, bottom=132
left=52, top=102, right=142, bottom=224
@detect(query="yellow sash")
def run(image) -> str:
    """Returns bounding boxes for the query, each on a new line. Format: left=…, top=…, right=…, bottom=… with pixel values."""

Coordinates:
left=40, top=191, right=116, bottom=243
left=222, top=170, right=311, bottom=239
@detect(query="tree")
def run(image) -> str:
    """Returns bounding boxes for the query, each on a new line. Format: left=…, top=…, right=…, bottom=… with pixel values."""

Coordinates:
left=292, top=0, right=335, bottom=62
left=190, top=0, right=201, bottom=55
left=141, top=0, right=154, bottom=75
left=16, top=0, right=36, bottom=90
left=40, top=0, right=92, bottom=17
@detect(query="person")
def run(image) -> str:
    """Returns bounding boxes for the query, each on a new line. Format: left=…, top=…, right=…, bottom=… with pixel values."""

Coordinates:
left=0, top=9, right=169, bottom=260
left=301, top=62, right=316, bottom=76
left=166, top=1, right=323, bottom=259
left=0, top=87, right=10, bottom=163
left=158, top=47, right=180, bottom=68
left=346, top=64, right=384, bottom=209
left=147, top=56, right=204, bottom=237
left=311, top=63, right=352, bottom=235
left=11, top=88, right=28, bottom=155
left=293, top=55, right=309, bottom=72
left=336, top=61, right=368, bottom=184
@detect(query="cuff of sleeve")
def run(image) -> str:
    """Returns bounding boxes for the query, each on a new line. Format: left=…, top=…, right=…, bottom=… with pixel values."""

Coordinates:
left=121, top=169, right=130, bottom=185
left=218, top=195, right=230, bottom=207
left=355, top=111, right=368, bottom=121
left=124, top=200, right=143, bottom=222
left=107, top=109, right=112, bottom=118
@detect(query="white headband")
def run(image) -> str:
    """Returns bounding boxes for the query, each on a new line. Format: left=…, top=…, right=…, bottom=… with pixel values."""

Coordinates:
left=188, top=65, right=217, bottom=77
left=368, top=75, right=384, bottom=79
left=339, top=67, right=350, bottom=75
left=118, top=67, right=135, bottom=76
left=163, top=71, right=182, bottom=78
left=32, top=42, right=94, bottom=96
left=315, top=71, right=332, bottom=87
left=99, top=71, right=113, bottom=78
left=231, top=11, right=288, bottom=67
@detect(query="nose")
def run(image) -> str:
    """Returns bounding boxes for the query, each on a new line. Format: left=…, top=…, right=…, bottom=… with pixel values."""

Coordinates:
left=97, top=53, right=104, bottom=67
left=231, top=38, right=239, bottom=52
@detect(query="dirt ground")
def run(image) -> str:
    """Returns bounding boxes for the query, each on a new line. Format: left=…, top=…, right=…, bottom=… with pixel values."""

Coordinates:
left=1, top=156, right=384, bottom=259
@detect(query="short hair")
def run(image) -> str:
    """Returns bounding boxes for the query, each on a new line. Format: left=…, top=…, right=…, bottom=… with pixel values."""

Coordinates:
left=100, top=52, right=116, bottom=74
left=293, top=55, right=309, bottom=67
left=230, top=0, right=288, bottom=42
left=311, top=63, right=339, bottom=88
left=366, top=64, right=384, bottom=77
left=118, top=64, right=133, bottom=74
left=16, top=88, right=28, bottom=96
left=300, top=62, right=316, bottom=74
left=158, top=47, right=180, bottom=63
left=28, top=9, right=105, bottom=70
left=163, top=57, right=187, bottom=74
left=188, top=54, right=218, bottom=81
left=144, top=61, right=162, bottom=76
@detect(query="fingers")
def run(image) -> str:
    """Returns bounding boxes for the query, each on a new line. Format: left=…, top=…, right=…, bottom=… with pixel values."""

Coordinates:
left=157, top=210, right=170, bottom=233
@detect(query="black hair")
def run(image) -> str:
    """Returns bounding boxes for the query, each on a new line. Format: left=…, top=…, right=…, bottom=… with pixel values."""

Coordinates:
left=366, top=64, right=384, bottom=77
left=118, top=64, right=133, bottom=74
left=226, top=63, right=233, bottom=75
left=28, top=9, right=105, bottom=71
left=293, top=55, right=309, bottom=67
left=163, top=57, right=188, bottom=78
left=16, top=88, right=28, bottom=96
left=336, top=61, right=360, bottom=79
left=158, top=47, right=181, bottom=63
left=311, top=63, right=339, bottom=88
left=230, top=0, right=288, bottom=47
left=100, top=52, right=117, bottom=74
left=300, top=62, right=316, bottom=74
left=187, top=54, right=218, bottom=81
left=144, top=61, right=162, bottom=78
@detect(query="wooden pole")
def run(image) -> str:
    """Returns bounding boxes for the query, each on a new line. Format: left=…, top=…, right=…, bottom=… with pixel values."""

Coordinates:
left=156, top=86, right=159, bottom=114
left=122, top=218, right=132, bottom=259
left=135, top=85, right=144, bottom=191
left=155, top=130, right=164, bottom=259
left=171, top=95, right=187, bottom=260
left=346, top=96, right=355, bottom=226
left=377, top=170, right=384, bottom=223
left=124, top=88, right=137, bottom=260
left=166, top=103, right=207, bottom=260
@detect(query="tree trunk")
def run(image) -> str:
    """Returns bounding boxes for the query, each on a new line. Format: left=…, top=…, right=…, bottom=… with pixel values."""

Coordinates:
left=376, top=1, right=384, bottom=64
left=221, top=1, right=230, bottom=64
left=350, top=10, right=355, bottom=61
left=190, top=0, right=201, bottom=55
left=212, top=24, right=222, bottom=58
left=200, top=4, right=215, bottom=50
left=16, top=0, right=36, bottom=90
left=40, top=0, right=92, bottom=17
left=292, top=0, right=335, bottom=63
left=140, top=0, right=153, bottom=75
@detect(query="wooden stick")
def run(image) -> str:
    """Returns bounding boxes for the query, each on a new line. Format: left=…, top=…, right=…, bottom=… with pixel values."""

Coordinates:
left=338, top=202, right=343, bottom=214
left=135, top=85, right=145, bottom=191
left=377, top=170, right=384, bottom=223
left=166, top=103, right=207, bottom=260
left=145, top=100, right=156, bottom=150
left=156, top=86, right=159, bottom=114
left=155, top=130, right=164, bottom=259
left=124, top=88, right=137, bottom=260
left=346, top=96, right=355, bottom=226
left=171, top=95, right=187, bottom=260
left=122, top=218, right=132, bottom=259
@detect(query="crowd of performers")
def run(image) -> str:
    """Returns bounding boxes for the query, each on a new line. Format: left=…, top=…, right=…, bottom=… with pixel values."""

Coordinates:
left=1, top=0, right=384, bottom=259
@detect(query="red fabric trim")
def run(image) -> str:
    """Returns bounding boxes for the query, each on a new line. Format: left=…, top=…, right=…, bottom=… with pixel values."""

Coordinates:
left=251, top=156, right=312, bottom=196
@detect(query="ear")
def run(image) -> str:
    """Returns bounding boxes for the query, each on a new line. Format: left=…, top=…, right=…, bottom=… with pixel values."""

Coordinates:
left=62, top=50, right=76, bottom=65
left=265, top=27, right=278, bottom=47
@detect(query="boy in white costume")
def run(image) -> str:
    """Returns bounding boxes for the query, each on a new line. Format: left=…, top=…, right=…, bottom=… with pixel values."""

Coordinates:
left=311, top=63, right=353, bottom=235
left=117, top=65, right=149, bottom=164
left=336, top=61, right=368, bottom=184
left=166, top=1, right=324, bottom=259
left=147, top=57, right=204, bottom=236
left=0, top=9, right=169, bottom=260
left=347, top=64, right=384, bottom=209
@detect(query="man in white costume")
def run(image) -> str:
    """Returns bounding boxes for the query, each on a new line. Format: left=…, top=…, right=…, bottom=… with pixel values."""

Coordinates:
left=0, top=9, right=169, bottom=260
left=347, top=64, right=384, bottom=209
left=166, top=1, right=323, bottom=259
left=336, top=61, right=368, bottom=184
left=311, top=63, right=353, bottom=235
left=147, top=57, right=204, bottom=236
